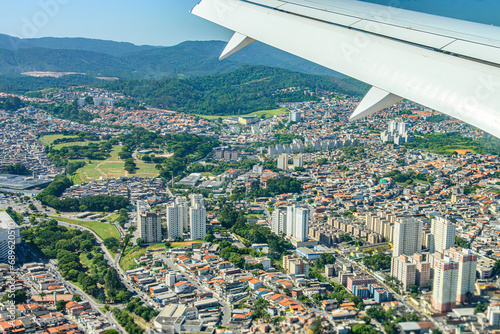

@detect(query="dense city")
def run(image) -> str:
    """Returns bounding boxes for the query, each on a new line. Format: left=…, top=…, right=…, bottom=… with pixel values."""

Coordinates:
left=1, top=84, right=500, bottom=334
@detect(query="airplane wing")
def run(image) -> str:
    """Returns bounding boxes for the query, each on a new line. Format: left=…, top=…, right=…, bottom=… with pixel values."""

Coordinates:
left=191, top=0, right=500, bottom=138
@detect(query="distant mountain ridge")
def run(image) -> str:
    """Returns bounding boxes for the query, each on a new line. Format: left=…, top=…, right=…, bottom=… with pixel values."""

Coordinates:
left=0, top=34, right=342, bottom=79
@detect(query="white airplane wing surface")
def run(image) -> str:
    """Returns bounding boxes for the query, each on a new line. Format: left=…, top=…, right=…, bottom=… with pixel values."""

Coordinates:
left=191, top=0, right=500, bottom=138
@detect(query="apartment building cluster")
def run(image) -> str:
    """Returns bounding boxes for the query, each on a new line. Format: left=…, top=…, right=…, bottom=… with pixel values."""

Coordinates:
left=267, top=136, right=361, bottom=157
left=380, top=121, right=414, bottom=144
left=277, top=153, right=304, bottom=171
left=271, top=205, right=310, bottom=242
left=137, top=194, right=207, bottom=244
left=335, top=259, right=394, bottom=304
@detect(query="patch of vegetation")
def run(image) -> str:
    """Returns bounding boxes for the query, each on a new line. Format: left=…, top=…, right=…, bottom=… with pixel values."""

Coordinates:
left=362, top=251, right=391, bottom=271
left=37, top=175, right=129, bottom=212
left=22, top=220, right=129, bottom=304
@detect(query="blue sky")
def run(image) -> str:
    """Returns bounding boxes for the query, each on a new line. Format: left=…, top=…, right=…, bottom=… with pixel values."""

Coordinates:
left=0, top=0, right=498, bottom=46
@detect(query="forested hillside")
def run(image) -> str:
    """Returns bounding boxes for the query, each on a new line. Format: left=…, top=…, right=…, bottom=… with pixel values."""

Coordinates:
left=103, top=65, right=368, bottom=115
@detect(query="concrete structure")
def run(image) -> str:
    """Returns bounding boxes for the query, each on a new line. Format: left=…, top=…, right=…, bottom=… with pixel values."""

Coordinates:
left=445, top=248, right=477, bottom=304
left=432, top=255, right=459, bottom=312
left=391, top=255, right=416, bottom=292
left=137, top=202, right=162, bottom=244
left=294, top=207, right=310, bottom=242
left=189, top=204, right=207, bottom=241
left=283, top=205, right=309, bottom=242
left=289, top=110, right=302, bottom=122
left=283, top=255, right=309, bottom=276
left=430, top=217, right=456, bottom=253
left=393, top=218, right=423, bottom=257
left=271, top=207, right=287, bottom=236
left=381, top=121, right=414, bottom=144
left=190, top=194, right=204, bottom=208
left=175, top=197, right=189, bottom=230
left=391, top=253, right=430, bottom=291
left=167, top=202, right=183, bottom=240
left=293, top=154, right=303, bottom=169
left=487, top=305, right=500, bottom=326
left=277, top=154, right=289, bottom=171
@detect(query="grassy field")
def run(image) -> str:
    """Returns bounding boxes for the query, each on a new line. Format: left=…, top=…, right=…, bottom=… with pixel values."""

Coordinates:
left=245, top=214, right=264, bottom=220
left=50, top=216, right=120, bottom=240
left=52, top=141, right=87, bottom=150
left=195, top=108, right=289, bottom=120
left=120, top=241, right=203, bottom=271
left=74, top=145, right=159, bottom=183
left=40, top=134, right=78, bottom=145
left=171, top=240, right=202, bottom=247
left=120, top=246, right=147, bottom=271
left=105, top=214, right=121, bottom=223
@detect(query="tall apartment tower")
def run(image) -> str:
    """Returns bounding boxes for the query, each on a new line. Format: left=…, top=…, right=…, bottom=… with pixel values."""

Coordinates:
left=271, top=207, right=287, bottom=235
left=293, top=154, right=303, bottom=169
left=294, top=207, right=310, bottom=242
left=175, top=197, right=189, bottom=231
left=190, top=193, right=204, bottom=208
left=391, top=255, right=417, bottom=292
left=393, top=218, right=423, bottom=257
left=430, top=217, right=456, bottom=253
left=286, top=206, right=295, bottom=238
left=284, top=205, right=309, bottom=242
left=277, top=154, right=289, bottom=171
left=189, top=204, right=207, bottom=241
left=445, top=248, right=477, bottom=303
left=137, top=202, right=162, bottom=244
left=166, top=202, right=183, bottom=240
left=432, top=255, right=459, bottom=312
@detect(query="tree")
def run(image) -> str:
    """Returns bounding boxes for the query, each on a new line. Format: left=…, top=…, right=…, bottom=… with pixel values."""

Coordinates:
left=1, top=290, right=27, bottom=304
left=352, top=324, right=378, bottom=334
left=136, top=238, right=144, bottom=246
left=312, top=317, right=323, bottom=334
left=56, top=300, right=68, bottom=311
left=475, top=303, right=488, bottom=314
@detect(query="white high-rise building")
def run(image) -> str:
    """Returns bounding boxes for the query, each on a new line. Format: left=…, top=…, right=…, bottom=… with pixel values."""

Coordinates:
left=294, top=207, right=310, bottom=242
left=487, top=305, right=500, bottom=326
left=432, top=255, right=459, bottom=312
left=137, top=201, right=162, bottom=244
left=190, top=194, right=204, bottom=208
left=271, top=207, right=287, bottom=235
left=189, top=204, right=207, bottom=241
left=277, top=154, right=289, bottom=171
left=393, top=218, right=423, bottom=257
left=175, top=197, right=189, bottom=231
left=283, top=205, right=309, bottom=242
left=289, top=111, right=302, bottom=122
left=167, top=202, right=183, bottom=240
left=430, top=217, right=456, bottom=253
left=293, top=154, right=303, bottom=169
left=286, top=206, right=295, bottom=238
